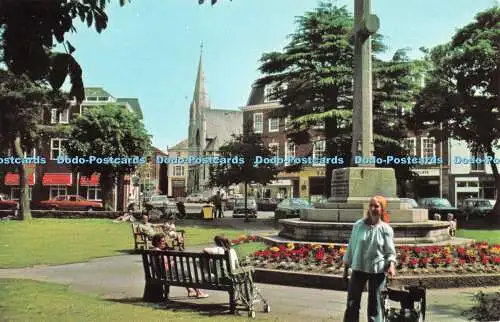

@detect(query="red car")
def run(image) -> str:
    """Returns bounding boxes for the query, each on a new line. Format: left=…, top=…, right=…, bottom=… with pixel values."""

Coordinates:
left=0, top=194, right=19, bottom=210
left=39, top=195, right=102, bottom=211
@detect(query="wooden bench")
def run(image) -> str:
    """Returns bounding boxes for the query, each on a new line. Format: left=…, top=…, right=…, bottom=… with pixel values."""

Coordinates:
left=131, top=223, right=185, bottom=250
left=141, top=249, right=239, bottom=313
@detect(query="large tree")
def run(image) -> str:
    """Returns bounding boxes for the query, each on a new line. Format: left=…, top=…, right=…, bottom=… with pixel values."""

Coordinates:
left=0, top=71, right=68, bottom=219
left=208, top=133, right=279, bottom=219
left=64, top=104, right=151, bottom=210
left=0, top=0, right=128, bottom=218
left=256, top=1, right=419, bottom=197
left=413, top=7, right=500, bottom=219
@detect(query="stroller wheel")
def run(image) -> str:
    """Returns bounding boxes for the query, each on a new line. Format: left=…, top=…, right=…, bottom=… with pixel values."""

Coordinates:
left=248, top=310, right=256, bottom=318
left=263, top=304, right=271, bottom=313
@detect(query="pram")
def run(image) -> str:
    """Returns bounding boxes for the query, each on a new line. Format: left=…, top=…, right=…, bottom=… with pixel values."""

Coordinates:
left=381, top=281, right=426, bottom=322
left=229, top=266, right=270, bottom=318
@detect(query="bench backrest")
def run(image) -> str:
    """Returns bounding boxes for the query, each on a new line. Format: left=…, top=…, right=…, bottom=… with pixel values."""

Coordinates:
left=142, top=249, right=232, bottom=290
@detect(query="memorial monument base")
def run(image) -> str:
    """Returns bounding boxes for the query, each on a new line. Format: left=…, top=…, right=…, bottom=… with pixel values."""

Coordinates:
left=277, top=167, right=452, bottom=244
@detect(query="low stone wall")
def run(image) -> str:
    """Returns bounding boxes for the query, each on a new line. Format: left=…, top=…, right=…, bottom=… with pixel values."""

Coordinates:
left=253, top=268, right=500, bottom=290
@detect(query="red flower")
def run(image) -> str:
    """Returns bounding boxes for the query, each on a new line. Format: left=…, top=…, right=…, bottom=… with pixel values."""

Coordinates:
left=494, top=257, right=500, bottom=265
left=409, top=258, right=418, bottom=268
left=420, top=257, right=430, bottom=267
left=482, top=256, right=490, bottom=265
left=315, top=252, right=325, bottom=261
left=445, top=257, right=453, bottom=265
left=458, top=258, right=465, bottom=265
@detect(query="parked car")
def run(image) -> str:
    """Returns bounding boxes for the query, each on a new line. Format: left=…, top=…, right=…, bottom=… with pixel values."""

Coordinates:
left=274, top=198, right=313, bottom=219
left=39, top=195, right=103, bottom=211
left=186, top=192, right=208, bottom=203
left=460, top=198, right=493, bottom=218
left=400, top=198, right=418, bottom=208
left=225, top=197, right=236, bottom=210
left=233, top=198, right=257, bottom=218
left=257, top=198, right=279, bottom=211
left=418, top=197, right=463, bottom=220
left=0, top=193, right=19, bottom=210
left=146, top=195, right=176, bottom=210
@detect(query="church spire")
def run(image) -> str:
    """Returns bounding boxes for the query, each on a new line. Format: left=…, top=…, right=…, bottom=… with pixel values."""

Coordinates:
left=192, top=42, right=210, bottom=109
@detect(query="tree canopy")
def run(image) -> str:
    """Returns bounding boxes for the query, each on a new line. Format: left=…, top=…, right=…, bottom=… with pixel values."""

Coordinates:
left=413, top=6, right=500, bottom=217
left=256, top=1, right=420, bottom=196
left=0, top=0, right=128, bottom=101
left=64, top=104, right=151, bottom=210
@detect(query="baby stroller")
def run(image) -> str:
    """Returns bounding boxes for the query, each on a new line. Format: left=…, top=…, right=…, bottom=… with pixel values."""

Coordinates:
left=230, top=266, right=270, bottom=318
left=381, top=281, right=426, bottom=322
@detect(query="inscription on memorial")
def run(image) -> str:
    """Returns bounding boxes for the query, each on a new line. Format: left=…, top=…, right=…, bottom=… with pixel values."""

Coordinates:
left=332, top=171, right=349, bottom=198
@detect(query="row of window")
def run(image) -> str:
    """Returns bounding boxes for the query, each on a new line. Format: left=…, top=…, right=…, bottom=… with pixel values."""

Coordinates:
left=252, top=114, right=325, bottom=134
left=7, top=186, right=101, bottom=201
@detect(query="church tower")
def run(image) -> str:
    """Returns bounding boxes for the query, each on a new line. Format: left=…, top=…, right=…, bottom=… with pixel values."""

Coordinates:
left=187, top=43, right=210, bottom=193
left=188, top=43, right=210, bottom=156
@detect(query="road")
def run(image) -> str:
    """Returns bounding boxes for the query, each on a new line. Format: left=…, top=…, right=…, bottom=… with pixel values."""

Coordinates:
left=183, top=203, right=275, bottom=219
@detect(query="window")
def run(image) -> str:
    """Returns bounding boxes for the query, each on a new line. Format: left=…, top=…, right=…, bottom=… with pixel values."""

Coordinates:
left=471, top=150, right=485, bottom=171
left=87, top=187, right=102, bottom=201
left=174, top=165, right=184, bottom=176
left=51, top=108, right=58, bottom=124
left=98, top=96, right=109, bottom=101
left=421, top=137, right=435, bottom=158
left=403, top=137, right=417, bottom=156
left=268, top=143, right=279, bottom=156
left=50, top=138, right=67, bottom=160
left=49, top=186, right=67, bottom=199
left=313, top=139, right=326, bottom=166
left=264, top=85, right=274, bottom=102
left=59, top=108, right=69, bottom=123
left=268, top=118, right=279, bottom=132
left=285, top=141, right=296, bottom=165
left=253, top=113, right=263, bottom=133
left=50, top=108, right=69, bottom=123
left=86, top=97, right=97, bottom=101
left=11, top=187, right=32, bottom=201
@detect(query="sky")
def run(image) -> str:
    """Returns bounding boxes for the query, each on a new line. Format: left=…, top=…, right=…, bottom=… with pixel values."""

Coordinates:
left=60, top=0, right=496, bottom=151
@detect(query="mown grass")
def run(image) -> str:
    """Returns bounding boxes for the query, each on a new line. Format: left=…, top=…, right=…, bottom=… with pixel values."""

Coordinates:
left=457, top=229, right=500, bottom=244
left=0, top=279, right=283, bottom=322
left=0, top=219, right=246, bottom=268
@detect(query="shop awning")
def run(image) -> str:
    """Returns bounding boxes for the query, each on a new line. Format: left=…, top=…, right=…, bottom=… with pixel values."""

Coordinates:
left=4, top=173, right=35, bottom=186
left=42, top=173, right=72, bottom=186
left=80, top=174, right=100, bottom=186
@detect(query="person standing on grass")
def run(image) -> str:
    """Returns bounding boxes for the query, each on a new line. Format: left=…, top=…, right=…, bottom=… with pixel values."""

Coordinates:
left=342, top=195, right=396, bottom=322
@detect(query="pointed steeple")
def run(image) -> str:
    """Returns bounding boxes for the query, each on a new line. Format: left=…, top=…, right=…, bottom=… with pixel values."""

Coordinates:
left=192, top=42, right=210, bottom=109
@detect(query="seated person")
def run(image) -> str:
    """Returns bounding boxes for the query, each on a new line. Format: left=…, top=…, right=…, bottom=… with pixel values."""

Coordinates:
left=163, top=219, right=184, bottom=247
left=113, top=213, right=135, bottom=223
left=203, top=235, right=239, bottom=273
left=138, top=214, right=156, bottom=239
left=447, top=213, right=457, bottom=238
left=151, top=234, right=208, bottom=298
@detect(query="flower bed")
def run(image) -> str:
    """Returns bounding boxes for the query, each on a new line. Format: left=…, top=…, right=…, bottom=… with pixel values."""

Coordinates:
left=237, top=240, right=500, bottom=276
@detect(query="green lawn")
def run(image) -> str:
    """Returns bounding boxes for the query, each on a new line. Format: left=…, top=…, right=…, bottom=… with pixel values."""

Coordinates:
left=0, top=279, right=282, bottom=322
left=457, top=229, right=500, bottom=244
left=0, top=219, right=246, bottom=268
left=233, top=242, right=266, bottom=258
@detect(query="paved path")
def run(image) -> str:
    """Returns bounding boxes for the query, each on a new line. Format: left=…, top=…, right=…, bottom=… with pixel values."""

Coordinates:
left=1, top=250, right=496, bottom=322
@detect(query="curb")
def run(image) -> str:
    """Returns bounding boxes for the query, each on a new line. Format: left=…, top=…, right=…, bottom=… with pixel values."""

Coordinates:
left=253, top=268, right=500, bottom=290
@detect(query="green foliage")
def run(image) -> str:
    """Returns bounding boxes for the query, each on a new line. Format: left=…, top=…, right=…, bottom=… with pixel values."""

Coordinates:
left=0, top=0, right=128, bottom=101
left=413, top=7, right=500, bottom=150
left=256, top=1, right=421, bottom=194
left=64, top=104, right=151, bottom=208
left=462, top=291, right=500, bottom=321
left=0, top=70, right=68, bottom=151
left=208, top=133, right=279, bottom=188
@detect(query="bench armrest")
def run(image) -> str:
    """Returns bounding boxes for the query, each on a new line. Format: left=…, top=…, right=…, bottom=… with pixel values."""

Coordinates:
left=232, top=266, right=255, bottom=275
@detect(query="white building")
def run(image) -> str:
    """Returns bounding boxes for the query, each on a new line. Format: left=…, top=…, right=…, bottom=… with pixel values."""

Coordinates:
left=448, top=139, right=498, bottom=206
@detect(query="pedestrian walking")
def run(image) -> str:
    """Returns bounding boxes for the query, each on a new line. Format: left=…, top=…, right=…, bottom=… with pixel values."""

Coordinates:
left=342, top=195, right=396, bottom=322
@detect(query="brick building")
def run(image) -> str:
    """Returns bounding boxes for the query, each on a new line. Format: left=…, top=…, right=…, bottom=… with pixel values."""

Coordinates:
left=0, top=87, right=143, bottom=210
